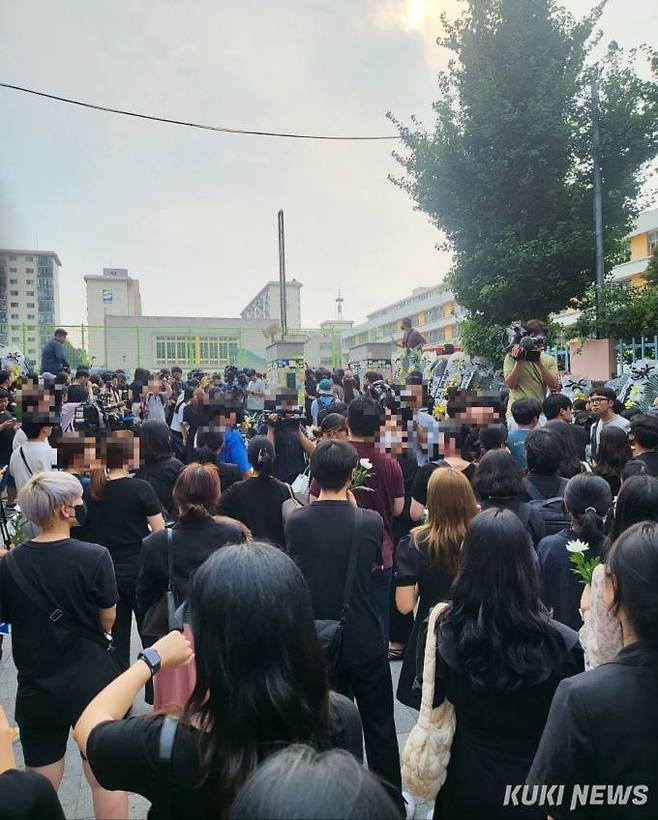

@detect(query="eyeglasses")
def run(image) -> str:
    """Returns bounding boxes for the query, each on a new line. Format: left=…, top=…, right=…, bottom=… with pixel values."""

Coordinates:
left=589, top=397, right=609, bottom=404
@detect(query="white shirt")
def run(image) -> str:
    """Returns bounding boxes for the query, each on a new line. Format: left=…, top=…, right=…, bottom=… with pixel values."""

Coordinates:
left=170, top=401, right=187, bottom=433
left=9, top=439, right=58, bottom=492
left=246, top=378, right=266, bottom=411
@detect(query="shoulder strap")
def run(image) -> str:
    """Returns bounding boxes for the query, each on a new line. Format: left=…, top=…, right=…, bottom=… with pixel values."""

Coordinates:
left=166, top=528, right=175, bottom=593
left=418, top=601, right=450, bottom=720
left=155, top=716, right=178, bottom=820
left=340, top=508, right=363, bottom=620
left=19, top=446, right=34, bottom=476
left=285, top=483, right=296, bottom=501
left=524, top=479, right=543, bottom=502
left=539, top=496, right=565, bottom=509
left=3, top=551, right=106, bottom=647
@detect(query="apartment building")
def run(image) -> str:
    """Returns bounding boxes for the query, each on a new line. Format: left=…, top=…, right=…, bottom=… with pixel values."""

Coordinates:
left=0, top=249, right=61, bottom=360
left=85, top=268, right=143, bottom=367
left=341, top=283, right=460, bottom=363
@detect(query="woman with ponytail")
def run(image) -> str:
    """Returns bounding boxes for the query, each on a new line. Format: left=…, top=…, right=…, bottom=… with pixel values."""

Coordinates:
left=82, top=430, right=165, bottom=669
left=537, top=473, right=612, bottom=630
left=217, top=435, right=291, bottom=547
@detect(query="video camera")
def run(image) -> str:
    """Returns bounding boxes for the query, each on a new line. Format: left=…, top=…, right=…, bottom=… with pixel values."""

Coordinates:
left=505, top=324, right=546, bottom=363
left=264, top=394, right=304, bottom=431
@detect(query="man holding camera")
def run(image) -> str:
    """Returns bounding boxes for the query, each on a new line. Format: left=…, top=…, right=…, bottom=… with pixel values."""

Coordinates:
left=262, top=389, right=314, bottom=484
left=504, top=319, right=559, bottom=415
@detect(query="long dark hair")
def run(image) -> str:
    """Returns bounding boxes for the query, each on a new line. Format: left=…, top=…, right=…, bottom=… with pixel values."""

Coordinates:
left=248, top=436, right=274, bottom=479
left=594, top=426, right=633, bottom=480
left=89, top=430, right=135, bottom=501
left=473, top=449, right=525, bottom=499
left=140, top=419, right=173, bottom=463
left=563, top=473, right=612, bottom=550
left=545, top=419, right=584, bottom=478
left=343, top=377, right=357, bottom=404
left=173, top=462, right=220, bottom=522
left=442, top=508, right=562, bottom=691
left=181, top=543, right=329, bottom=813
left=608, top=521, right=658, bottom=647
left=608, top=475, right=658, bottom=544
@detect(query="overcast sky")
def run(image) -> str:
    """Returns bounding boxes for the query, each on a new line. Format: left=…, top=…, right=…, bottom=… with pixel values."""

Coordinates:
left=1, top=0, right=656, bottom=331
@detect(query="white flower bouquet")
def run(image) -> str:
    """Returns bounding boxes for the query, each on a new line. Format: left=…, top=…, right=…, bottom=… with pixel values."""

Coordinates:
left=567, top=539, right=600, bottom=585
left=352, top=458, right=375, bottom=492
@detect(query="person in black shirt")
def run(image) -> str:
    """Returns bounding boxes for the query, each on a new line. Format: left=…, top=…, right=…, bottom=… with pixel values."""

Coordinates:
left=474, top=449, right=546, bottom=547
left=65, top=368, right=92, bottom=404
left=75, top=543, right=362, bottom=820
left=81, top=430, right=165, bottom=669
left=137, top=462, right=243, bottom=620
left=524, top=427, right=569, bottom=499
left=285, top=439, right=404, bottom=815
left=529, top=521, right=658, bottom=819
left=135, top=419, right=184, bottom=519
left=195, top=428, right=242, bottom=491
left=0, top=388, right=18, bottom=503
left=543, top=393, right=589, bottom=462
left=0, top=472, right=127, bottom=818
left=218, top=436, right=290, bottom=547
left=607, top=473, right=658, bottom=543
left=537, top=473, right=612, bottom=630
left=628, top=413, right=658, bottom=476
left=417, top=508, right=582, bottom=820
left=262, top=390, right=312, bottom=484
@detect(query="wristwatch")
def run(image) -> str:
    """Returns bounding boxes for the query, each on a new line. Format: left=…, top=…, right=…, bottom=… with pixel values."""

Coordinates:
left=137, top=647, right=162, bottom=677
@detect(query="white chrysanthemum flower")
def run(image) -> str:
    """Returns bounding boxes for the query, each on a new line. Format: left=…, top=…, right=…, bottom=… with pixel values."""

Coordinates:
left=359, top=458, right=373, bottom=470
left=566, top=539, right=589, bottom=554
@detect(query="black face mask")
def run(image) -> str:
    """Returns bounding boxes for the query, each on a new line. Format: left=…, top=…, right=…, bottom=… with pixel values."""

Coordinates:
left=73, top=502, right=88, bottom=527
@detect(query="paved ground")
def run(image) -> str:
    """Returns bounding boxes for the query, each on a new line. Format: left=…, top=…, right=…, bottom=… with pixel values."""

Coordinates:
left=0, top=626, right=430, bottom=819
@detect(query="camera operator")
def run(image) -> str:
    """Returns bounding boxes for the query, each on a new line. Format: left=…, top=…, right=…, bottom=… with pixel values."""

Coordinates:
left=503, top=320, right=559, bottom=417
left=261, top=389, right=314, bottom=484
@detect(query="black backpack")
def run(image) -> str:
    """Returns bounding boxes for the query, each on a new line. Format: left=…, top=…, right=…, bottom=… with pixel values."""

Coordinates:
left=524, top=478, right=570, bottom=536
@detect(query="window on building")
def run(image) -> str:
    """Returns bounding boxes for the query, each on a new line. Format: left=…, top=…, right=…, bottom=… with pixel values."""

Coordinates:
left=10, top=290, right=18, bottom=296
left=26, top=279, right=33, bottom=285
left=9, top=269, right=16, bottom=274
left=8, top=255, right=16, bottom=261
left=10, top=325, right=18, bottom=330
left=11, top=337, right=20, bottom=344
left=26, top=291, right=34, bottom=296
left=28, top=336, right=35, bottom=342
left=649, top=230, right=658, bottom=255
left=26, top=314, right=35, bottom=320
left=10, top=303, right=18, bottom=308
left=25, top=267, right=34, bottom=273
left=25, top=257, right=33, bottom=262
left=26, top=302, right=35, bottom=308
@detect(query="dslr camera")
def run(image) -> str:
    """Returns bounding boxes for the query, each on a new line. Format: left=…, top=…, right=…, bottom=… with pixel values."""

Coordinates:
left=505, top=323, right=546, bottom=363
left=264, top=394, right=304, bottom=431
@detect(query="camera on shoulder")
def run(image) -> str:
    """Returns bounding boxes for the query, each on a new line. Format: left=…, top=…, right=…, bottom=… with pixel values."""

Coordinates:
left=505, top=322, right=547, bottom=363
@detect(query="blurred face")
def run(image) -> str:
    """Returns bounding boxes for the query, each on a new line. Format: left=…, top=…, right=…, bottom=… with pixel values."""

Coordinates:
left=323, top=426, right=348, bottom=441
left=148, top=377, right=160, bottom=392
left=0, top=396, right=8, bottom=413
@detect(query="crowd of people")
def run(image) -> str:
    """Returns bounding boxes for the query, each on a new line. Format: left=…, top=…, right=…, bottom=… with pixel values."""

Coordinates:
left=0, top=320, right=657, bottom=819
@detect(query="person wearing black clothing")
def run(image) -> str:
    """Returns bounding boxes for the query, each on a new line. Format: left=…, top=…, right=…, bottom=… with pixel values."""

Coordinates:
left=629, top=413, right=658, bottom=476
left=182, top=388, right=208, bottom=460
left=65, top=368, right=91, bottom=404
left=76, top=543, right=363, bottom=820
left=137, top=462, right=242, bottom=619
left=195, top=429, right=242, bottom=492
left=304, top=368, right=317, bottom=425
left=593, top=425, right=632, bottom=497
left=40, top=329, right=69, bottom=376
left=0, top=472, right=127, bottom=819
left=524, top=428, right=569, bottom=499
left=537, top=473, right=612, bottom=631
left=474, top=449, right=545, bottom=547
left=543, top=393, right=589, bottom=461
left=528, top=522, right=658, bottom=819
left=261, top=390, right=311, bottom=484
left=285, top=439, right=404, bottom=815
left=218, top=436, right=289, bottom=547
left=81, top=430, right=165, bottom=669
left=135, top=419, right=184, bottom=519
left=416, top=508, right=582, bottom=820
left=0, top=768, right=65, bottom=820
left=396, top=467, right=479, bottom=708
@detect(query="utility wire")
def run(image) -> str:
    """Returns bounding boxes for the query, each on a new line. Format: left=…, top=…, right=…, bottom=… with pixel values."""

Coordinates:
left=0, top=81, right=399, bottom=141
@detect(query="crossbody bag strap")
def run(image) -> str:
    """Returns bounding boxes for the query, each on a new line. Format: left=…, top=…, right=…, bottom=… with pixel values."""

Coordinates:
left=19, top=447, right=34, bottom=476
left=166, top=527, right=175, bottom=593
left=3, top=551, right=106, bottom=647
left=155, top=716, right=178, bottom=820
left=419, top=601, right=450, bottom=721
left=340, top=507, right=363, bottom=621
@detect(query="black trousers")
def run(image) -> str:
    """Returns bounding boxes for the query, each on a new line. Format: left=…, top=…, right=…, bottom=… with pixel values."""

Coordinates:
left=113, top=567, right=142, bottom=671
left=333, top=652, right=403, bottom=813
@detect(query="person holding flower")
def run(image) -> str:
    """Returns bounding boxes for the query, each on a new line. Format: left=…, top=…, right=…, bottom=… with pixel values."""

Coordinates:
left=537, top=473, right=612, bottom=630
left=529, top=521, right=658, bottom=818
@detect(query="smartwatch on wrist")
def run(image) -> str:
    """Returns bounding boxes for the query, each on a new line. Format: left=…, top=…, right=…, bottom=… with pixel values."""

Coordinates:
left=137, top=647, right=162, bottom=677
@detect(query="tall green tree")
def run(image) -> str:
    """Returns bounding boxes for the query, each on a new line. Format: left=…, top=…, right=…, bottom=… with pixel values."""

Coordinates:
left=389, top=0, right=658, bottom=361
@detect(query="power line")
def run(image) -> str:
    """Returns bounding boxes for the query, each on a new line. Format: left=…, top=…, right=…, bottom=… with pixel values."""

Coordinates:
left=0, top=81, right=399, bottom=142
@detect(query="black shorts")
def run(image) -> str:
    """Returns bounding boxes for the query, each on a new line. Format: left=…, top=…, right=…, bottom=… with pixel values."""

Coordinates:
left=18, top=722, right=76, bottom=768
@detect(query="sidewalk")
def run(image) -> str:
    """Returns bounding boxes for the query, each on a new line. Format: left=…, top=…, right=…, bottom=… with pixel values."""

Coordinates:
left=0, top=629, right=429, bottom=819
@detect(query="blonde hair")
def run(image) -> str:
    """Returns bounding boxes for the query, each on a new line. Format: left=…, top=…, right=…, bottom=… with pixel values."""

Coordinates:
left=18, top=471, right=82, bottom=527
left=411, top=467, right=478, bottom=573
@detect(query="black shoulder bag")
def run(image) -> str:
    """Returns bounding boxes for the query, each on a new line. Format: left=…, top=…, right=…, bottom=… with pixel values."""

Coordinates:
left=315, top=507, right=363, bottom=676
left=141, top=528, right=183, bottom=641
